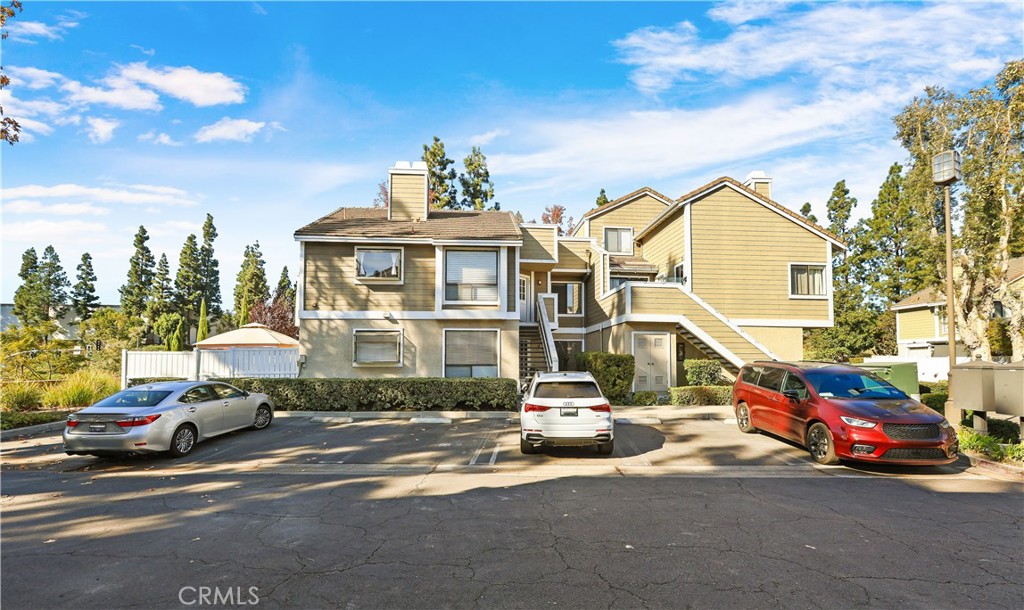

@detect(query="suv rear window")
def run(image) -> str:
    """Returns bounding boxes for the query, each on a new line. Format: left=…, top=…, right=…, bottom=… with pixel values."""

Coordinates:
left=755, top=367, right=786, bottom=392
left=534, top=382, right=603, bottom=399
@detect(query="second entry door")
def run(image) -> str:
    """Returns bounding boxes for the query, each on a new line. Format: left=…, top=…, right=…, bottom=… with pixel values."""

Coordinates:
left=633, top=333, right=670, bottom=392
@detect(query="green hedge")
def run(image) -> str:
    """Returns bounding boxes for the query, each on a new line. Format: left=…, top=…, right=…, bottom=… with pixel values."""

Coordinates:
left=1, top=384, right=43, bottom=411
left=919, top=381, right=948, bottom=395
left=669, top=386, right=733, bottom=406
left=574, top=352, right=634, bottom=404
left=214, top=377, right=519, bottom=411
left=683, top=359, right=723, bottom=386
left=632, top=391, right=658, bottom=406
left=1, top=410, right=72, bottom=431
left=922, top=392, right=948, bottom=411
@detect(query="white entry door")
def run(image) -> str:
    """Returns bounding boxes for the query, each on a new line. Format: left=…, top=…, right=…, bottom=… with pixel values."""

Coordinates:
left=633, top=333, right=670, bottom=392
left=519, top=275, right=532, bottom=322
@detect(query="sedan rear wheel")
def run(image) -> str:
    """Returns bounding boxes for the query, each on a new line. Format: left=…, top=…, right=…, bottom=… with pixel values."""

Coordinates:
left=252, top=404, right=273, bottom=430
left=736, top=403, right=756, bottom=433
left=807, top=422, right=839, bottom=465
left=169, top=425, right=196, bottom=458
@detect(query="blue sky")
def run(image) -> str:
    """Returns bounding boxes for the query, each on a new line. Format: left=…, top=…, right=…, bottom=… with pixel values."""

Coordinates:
left=2, top=1, right=1022, bottom=305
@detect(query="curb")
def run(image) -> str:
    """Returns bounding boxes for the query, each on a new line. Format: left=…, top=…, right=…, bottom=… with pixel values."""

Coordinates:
left=963, top=453, right=1024, bottom=481
left=1, top=420, right=67, bottom=441
left=278, top=410, right=515, bottom=420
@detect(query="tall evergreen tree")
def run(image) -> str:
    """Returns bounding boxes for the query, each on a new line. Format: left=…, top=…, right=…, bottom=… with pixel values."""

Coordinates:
left=274, top=266, right=295, bottom=305
left=71, top=252, right=100, bottom=321
left=198, top=214, right=223, bottom=317
left=234, top=242, right=270, bottom=323
left=799, top=202, right=818, bottom=224
left=422, top=136, right=459, bottom=209
left=145, top=253, right=175, bottom=323
left=197, top=299, right=210, bottom=342
left=120, top=226, right=156, bottom=317
left=459, top=146, right=497, bottom=210
left=38, top=246, right=70, bottom=320
left=174, top=234, right=203, bottom=326
left=13, top=247, right=46, bottom=325
left=595, top=189, right=610, bottom=207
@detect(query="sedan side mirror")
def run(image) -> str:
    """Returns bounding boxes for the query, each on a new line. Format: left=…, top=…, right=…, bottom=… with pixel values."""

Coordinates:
left=782, top=390, right=801, bottom=400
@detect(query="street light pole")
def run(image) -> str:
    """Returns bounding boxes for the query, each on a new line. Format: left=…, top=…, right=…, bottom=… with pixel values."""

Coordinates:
left=932, top=150, right=962, bottom=427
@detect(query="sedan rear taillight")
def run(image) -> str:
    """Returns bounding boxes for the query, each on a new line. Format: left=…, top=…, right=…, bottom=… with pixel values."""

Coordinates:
left=115, top=414, right=162, bottom=427
left=66, top=417, right=79, bottom=427
left=523, top=403, right=550, bottom=412
left=589, top=403, right=612, bottom=412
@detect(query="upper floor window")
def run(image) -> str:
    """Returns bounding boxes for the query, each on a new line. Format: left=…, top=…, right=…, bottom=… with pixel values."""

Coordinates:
left=552, top=282, right=583, bottom=315
left=356, top=248, right=402, bottom=281
left=445, top=250, right=498, bottom=303
left=789, top=264, right=826, bottom=298
left=604, top=227, right=633, bottom=255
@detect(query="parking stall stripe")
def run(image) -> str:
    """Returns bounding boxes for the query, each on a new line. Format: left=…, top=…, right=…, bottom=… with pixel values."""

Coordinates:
left=469, top=432, right=497, bottom=465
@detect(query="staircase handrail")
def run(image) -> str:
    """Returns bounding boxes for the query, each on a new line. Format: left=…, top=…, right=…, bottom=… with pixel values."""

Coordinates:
left=536, top=294, right=559, bottom=372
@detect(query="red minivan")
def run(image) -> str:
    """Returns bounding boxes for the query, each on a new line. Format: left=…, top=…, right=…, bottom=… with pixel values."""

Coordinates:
left=732, top=361, right=959, bottom=465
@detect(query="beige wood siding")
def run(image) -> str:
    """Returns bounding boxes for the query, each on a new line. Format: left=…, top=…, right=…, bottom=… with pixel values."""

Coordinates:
left=391, top=173, right=426, bottom=222
left=898, top=308, right=936, bottom=341
left=304, top=242, right=435, bottom=311
left=741, top=326, right=803, bottom=361
left=521, top=226, right=557, bottom=260
left=690, top=188, right=830, bottom=321
left=638, top=207, right=685, bottom=277
left=557, top=316, right=584, bottom=328
left=589, top=194, right=667, bottom=252
left=557, top=240, right=590, bottom=269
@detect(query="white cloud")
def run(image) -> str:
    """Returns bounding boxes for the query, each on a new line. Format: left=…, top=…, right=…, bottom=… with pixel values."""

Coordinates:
left=5, top=66, right=64, bottom=89
left=148, top=220, right=202, bottom=239
left=118, top=62, right=245, bottom=106
left=194, top=117, right=266, bottom=143
left=130, top=44, right=156, bottom=57
left=1, top=220, right=109, bottom=246
left=706, top=1, right=795, bottom=25
left=138, top=130, right=183, bottom=146
left=3, top=200, right=113, bottom=216
left=252, top=3, right=268, bottom=16
left=63, top=78, right=162, bottom=111
left=86, top=117, right=120, bottom=144
left=4, top=183, right=199, bottom=207
left=5, top=12, right=82, bottom=42
left=469, top=128, right=509, bottom=146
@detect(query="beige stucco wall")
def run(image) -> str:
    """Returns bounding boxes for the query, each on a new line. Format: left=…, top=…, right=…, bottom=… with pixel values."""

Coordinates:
left=390, top=173, right=426, bottom=222
left=898, top=308, right=939, bottom=341
left=304, top=243, right=436, bottom=311
left=740, top=326, right=804, bottom=361
left=300, top=318, right=520, bottom=381
left=587, top=194, right=667, bottom=252
left=690, top=187, right=831, bottom=322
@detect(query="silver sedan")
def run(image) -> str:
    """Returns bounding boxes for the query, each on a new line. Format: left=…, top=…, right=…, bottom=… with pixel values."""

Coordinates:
left=63, top=381, right=275, bottom=458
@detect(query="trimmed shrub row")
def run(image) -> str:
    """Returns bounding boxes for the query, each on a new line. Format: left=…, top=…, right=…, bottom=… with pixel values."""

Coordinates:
left=574, top=352, right=634, bottom=405
left=683, top=359, right=723, bottom=386
left=1, top=410, right=73, bottom=431
left=215, top=377, right=519, bottom=411
left=632, top=391, right=659, bottom=406
left=669, top=386, right=733, bottom=406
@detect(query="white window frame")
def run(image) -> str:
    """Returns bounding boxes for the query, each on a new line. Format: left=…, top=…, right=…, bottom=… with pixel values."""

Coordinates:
left=551, top=281, right=584, bottom=317
left=443, top=248, right=500, bottom=305
left=671, top=262, right=686, bottom=284
left=936, top=306, right=948, bottom=337
left=603, top=226, right=634, bottom=255
left=352, top=329, right=404, bottom=367
left=442, top=328, right=501, bottom=378
left=354, top=246, right=404, bottom=285
left=788, top=262, right=828, bottom=299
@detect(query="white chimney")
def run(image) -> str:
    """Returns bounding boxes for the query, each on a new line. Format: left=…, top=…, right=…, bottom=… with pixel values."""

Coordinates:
left=743, top=171, right=772, bottom=199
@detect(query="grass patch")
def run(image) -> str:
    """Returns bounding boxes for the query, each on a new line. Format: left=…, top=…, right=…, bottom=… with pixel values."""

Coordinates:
left=41, top=370, right=120, bottom=408
left=0, top=384, right=43, bottom=411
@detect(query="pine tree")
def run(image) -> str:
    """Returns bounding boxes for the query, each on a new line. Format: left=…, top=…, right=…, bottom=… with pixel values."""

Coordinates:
left=71, top=252, right=100, bottom=321
left=238, top=292, right=251, bottom=327
left=234, top=242, right=270, bottom=323
left=174, top=234, right=203, bottom=326
left=145, top=253, right=175, bottom=323
left=13, top=247, right=47, bottom=325
left=120, top=226, right=155, bottom=317
left=197, top=299, right=209, bottom=342
left=512, top=211, right=525, bottom=224
left=422, top=136, right=459, bottom=209
left=274, top=266, right=295, bottom=306
left=198, top=214, right=222, bottom=317
left=459, top=146, right=497, bottom=210
left=169, top=317, right=185, bottom=351
left=799, top=202, right=818, bottom=224
left=38, top=246, right=70, bottom=320
left=596, top=189, right=610, bottom=207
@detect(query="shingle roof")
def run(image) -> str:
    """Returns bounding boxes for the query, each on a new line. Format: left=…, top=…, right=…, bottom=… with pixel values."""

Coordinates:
left=609, top=255, right=658, bottom=272
left=580, top=187, right=672, bottom=220
left=295, top=207, right=522, bottom=241
left=892, top=256, right=1024, bottom=310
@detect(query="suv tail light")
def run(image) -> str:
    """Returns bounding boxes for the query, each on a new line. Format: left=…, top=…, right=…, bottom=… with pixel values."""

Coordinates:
left=115, top=414, right=162, bottom=428
left=589, top=403, right=612, bottom=412
left=523, top=403, right=550, bottom=412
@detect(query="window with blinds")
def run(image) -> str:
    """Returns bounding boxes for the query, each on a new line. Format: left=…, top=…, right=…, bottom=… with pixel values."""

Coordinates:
left=789, top=264, right=826, bottom=297
left=356, top=248, right=402, bottom=280
left=444, top=330, right=499, bottom=377
left=445, top=250, right=499, bottom=302
left=353, top=330, right=402, bottom=365
left=604, top=227, right=633, bottom=254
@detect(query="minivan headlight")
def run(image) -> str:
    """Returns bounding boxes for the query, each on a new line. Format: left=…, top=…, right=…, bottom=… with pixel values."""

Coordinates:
left=938, top=419, right=952, bottom=429
left=840, top=416, right=877, bottom=429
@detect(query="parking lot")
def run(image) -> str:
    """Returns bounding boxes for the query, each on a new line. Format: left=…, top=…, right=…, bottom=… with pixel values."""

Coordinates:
left=3, top=413, right=1022, bottom=609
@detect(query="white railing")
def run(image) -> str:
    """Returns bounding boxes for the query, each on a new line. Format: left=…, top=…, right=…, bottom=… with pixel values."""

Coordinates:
left=536, top=294, right=559, bottom=373
left=121, top=348, right=300, bottom=388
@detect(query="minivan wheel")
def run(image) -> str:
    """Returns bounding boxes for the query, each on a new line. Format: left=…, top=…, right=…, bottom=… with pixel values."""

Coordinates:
left=520, top=437, right=539, bottom=455
left=169, top=424, right=197, bottom=458
left=807, top=422, right=839, bottom=465
left=596, top=439, right=614, bottom=455
left=736, top=403, right=756, bottom=433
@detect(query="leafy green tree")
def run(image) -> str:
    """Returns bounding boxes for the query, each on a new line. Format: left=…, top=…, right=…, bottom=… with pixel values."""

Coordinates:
left=0, top=322, right=81, bottom=381
left=13, top=248, right=45, bottom=326
left=173, top=234, right=203, bottom=326
left=422, top=136, right=458, bottom=209
left=459, top=146, right=497, bottom=210
left=120, top=226, right=155, bottom=317
left=595, top=189, right=610, bottom=207
left=0, top=1, right=23, bottom=145
left=198, top=214, right=223, bottom=317
left=71, top=252, right=100, bottom=321
left=234, top=242, right=269, bottom=325
left=79, top=309, right=147, bottom=373
left=197, top=299, right=210, bottom=342
left=145, top=253, right=175, bottom=323
left=153, top=312, right=184, bottom=350
left=799, top=202, right=818, bottom=224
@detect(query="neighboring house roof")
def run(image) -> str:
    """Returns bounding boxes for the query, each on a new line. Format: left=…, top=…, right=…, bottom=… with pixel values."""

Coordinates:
left=892, top=256, right=1024, bottom=311
left=577, top=186, right=673, bottom=222
left=194, top=323, right=299, bottom=349
left=634, top=176, right=846, bottom=249
left=609, top=255, right=658, bottom=273
left=295, top=208, right=522, bottom=241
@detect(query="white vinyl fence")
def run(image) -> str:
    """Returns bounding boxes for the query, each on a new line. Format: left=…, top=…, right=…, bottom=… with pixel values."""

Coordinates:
left=121, top=348, right=300, bottom=388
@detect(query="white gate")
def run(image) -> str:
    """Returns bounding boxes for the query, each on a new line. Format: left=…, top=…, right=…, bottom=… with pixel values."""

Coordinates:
left=121, top=348, right=300, bottom=388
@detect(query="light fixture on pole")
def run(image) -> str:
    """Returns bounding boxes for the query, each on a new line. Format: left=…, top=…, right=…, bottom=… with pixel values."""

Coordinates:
left=931, top=150, right=961, bottom=427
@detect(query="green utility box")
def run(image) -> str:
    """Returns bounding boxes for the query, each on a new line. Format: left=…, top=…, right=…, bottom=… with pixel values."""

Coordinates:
left=859, top=362, right=920, bottom=399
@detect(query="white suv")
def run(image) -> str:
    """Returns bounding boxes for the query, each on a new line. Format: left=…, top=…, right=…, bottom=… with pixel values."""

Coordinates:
left=520, top=372, right=614, bottom=455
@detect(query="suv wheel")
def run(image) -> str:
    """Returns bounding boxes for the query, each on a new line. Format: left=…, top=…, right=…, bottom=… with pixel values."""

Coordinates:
left=595, top=439, right=614, bottom=455
left=520, top=438, right=539, bottom=455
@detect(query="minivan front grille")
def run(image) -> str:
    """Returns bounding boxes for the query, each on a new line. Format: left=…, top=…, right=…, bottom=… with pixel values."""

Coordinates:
left=882, top=423, right=940, bottom=440
left=880, top=448, right=947, bottom=461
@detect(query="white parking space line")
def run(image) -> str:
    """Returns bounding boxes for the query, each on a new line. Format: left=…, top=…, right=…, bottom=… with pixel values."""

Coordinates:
left=623, top=435, right=651, bottom=466
left=469, top=431, right=498, bottom=465
left=487, top=440, right=501, bottom=465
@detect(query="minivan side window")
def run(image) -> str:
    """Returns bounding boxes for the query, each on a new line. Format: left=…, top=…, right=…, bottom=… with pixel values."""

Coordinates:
left=739, top=367, right=759, bottom=385
left=781, top=373, right=809, bottom=400
left=756, top=367, right=786, bottom=392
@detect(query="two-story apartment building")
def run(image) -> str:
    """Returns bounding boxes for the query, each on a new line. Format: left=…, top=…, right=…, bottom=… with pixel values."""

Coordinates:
left=295, top=162, right=845, bottom=391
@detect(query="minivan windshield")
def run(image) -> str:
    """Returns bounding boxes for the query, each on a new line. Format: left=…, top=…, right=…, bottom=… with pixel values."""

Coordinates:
left=92, top=389, right=173, bottom=408
left=803, top=370, right=908, bottom=400
left=534, top=382, right=603, bottom=399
